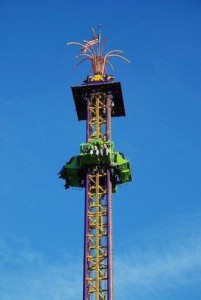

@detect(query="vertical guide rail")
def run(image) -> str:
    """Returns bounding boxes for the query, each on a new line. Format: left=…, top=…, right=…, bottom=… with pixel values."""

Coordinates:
left=83, top=92, right=113, bottom=300
left=83, top=174, right=89, bottom=299
left=106, top=94, right=113, bottom=300
left=83, top=95, right=90, bottom=299
left=107, top=170, right=113, bottom=300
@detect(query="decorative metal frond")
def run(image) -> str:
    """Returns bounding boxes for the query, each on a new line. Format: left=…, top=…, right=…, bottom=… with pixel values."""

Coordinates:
left=75, top=58, right=90, bottom=69
left=106, top=60, right=115, bottom=71
left=105, top=50, right=124, bottom=56
left=75, top=53, right=93, bottom=60
left=106, top=54, right=130, bottom=63
left=67, top=26, right=130, bottom=76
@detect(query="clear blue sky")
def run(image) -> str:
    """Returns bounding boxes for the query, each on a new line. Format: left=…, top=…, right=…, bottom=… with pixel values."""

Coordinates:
left=0, top=0, right=201, bottom=299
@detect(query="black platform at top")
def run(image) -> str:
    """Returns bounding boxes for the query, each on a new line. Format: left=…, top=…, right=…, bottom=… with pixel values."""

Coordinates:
left=71, top=82, right=126, bottom=121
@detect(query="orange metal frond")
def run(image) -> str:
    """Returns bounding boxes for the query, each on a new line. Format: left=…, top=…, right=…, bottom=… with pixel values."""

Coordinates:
left=68, top=26, right=130, bottom=76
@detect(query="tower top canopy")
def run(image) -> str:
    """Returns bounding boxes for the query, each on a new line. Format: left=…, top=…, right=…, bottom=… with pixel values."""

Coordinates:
left=67, top=26, right=130, bottom=79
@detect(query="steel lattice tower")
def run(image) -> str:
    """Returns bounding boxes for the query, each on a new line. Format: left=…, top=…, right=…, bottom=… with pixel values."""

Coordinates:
left=59, top=26, right=132, bottom=300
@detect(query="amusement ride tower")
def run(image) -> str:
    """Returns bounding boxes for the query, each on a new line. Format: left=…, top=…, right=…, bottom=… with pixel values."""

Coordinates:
left=59, top=26, right=132, bottom=300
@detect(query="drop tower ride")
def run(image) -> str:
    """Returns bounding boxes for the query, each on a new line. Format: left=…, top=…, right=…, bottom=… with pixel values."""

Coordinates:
left=59, top=26, right=132, bottom=300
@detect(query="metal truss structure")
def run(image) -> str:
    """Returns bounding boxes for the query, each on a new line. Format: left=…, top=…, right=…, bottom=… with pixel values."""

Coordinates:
left=59, top=27, right=132, bottom=300
left=84, top=91, right=112, bottom=300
